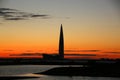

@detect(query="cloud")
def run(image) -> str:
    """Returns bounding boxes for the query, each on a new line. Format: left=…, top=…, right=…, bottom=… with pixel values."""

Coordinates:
left=65, top=54, right=96, bottom=56
left=65, top=50, right=100, bottom=52
left=103, top=51, right=120, bottom=54
left=10, top=53, right=96, bottom=57
left=10, top=53, right=43, bottom=56
left=0, top=8, right=49, bottom=21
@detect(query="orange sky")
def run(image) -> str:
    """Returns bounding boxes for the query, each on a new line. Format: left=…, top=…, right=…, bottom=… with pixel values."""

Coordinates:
left=0, top=0, right=120, bottom=59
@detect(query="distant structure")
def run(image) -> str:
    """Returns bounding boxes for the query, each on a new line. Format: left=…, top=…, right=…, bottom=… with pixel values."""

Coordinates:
left=43, top=24, right=64, bottom=60
left=59, top=24, right=64, bottom=59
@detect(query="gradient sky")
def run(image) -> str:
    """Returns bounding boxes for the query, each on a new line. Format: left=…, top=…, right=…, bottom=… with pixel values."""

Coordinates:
left=0, top=0, right=120, bottom=59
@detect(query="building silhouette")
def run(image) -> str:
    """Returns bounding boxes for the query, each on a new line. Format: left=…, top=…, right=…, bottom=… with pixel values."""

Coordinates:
left=59, top=24, right=64, bottom=59
left=43, top=24, right=64, bottom=60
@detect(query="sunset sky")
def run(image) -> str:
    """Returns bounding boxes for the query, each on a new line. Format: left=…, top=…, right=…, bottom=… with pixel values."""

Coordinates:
left=0, top=0, right=120, bottom=59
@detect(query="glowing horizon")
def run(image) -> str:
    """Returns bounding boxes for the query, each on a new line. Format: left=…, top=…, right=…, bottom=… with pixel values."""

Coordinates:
left=0, top=0, right=120, bottom=59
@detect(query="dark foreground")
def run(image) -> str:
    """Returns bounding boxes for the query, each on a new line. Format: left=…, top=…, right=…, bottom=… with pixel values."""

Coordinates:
left=35, top=64, right=120, bottom=77
left=1, top=58, right=120, bottom=78
left=0, top=76, right=39, bottom=80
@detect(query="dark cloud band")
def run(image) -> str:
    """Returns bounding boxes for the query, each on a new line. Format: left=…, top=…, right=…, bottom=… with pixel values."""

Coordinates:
left=10, top=53, right=96, bottom=57
left=0, top=8, right=49, bottom=21
left=65, top=54, right=96, bottom=56
left=103, top=52, right=120, bottom=54
left=65, top=50, right=100, bottom=52
left=10, top=53, right=43, bottom=56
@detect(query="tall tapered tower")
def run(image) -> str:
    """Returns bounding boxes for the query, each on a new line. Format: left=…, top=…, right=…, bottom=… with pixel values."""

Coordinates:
left=59, top=24, right=64, bottom=59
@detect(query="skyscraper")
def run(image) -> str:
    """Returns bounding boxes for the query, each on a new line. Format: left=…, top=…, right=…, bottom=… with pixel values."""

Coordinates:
left=43, top=24, right=64, bottom=60
left=59, top=24, right=64, bottom=59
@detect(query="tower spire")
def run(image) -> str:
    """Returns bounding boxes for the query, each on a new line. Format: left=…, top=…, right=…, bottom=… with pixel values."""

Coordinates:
left=59, top=24, right=64, bottom=59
